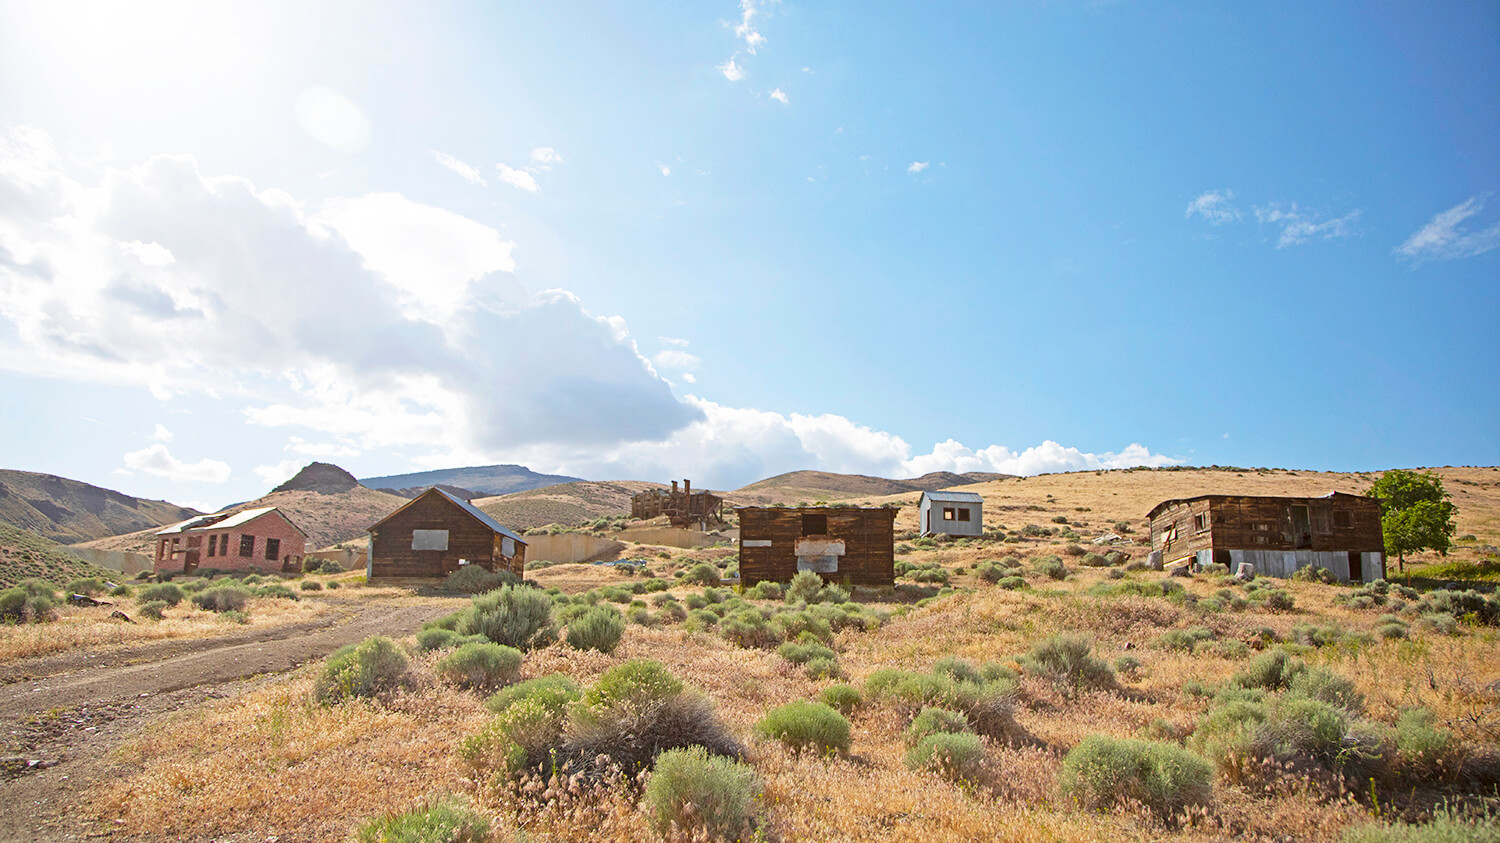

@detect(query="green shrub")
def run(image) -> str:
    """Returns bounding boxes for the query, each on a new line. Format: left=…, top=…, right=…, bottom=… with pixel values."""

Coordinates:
left=778, top=641, right=836, bottom=665
left=1114, top=655, right=1141, bottom=675
left=353, top=799, right=490, bottom=843
left=581, top=660, right=684, bottom=713
left=784, top=570, right=825, bottom=604
left=565, top=605, right=626, bottom=654
left=67, top=577, right=108, bottom=596
left=562, top=670, right=742, bottom=777
left=756, top=701, right=851, bottom=754
left=316, top=636, right=409, bottom=703
left=932, top=656, right=982, bottom=685
left=136, top=599, right=169, bottom=621
left=1060, top=735, right=1213, bottom=817
left=863, top=668, right=1018, bottom=741
left=906, top=731, right=985, bottom=782
left=644, top=746, right=762, bottom=840
left=257, top=583, right=300, bottom=601
left=0, top=587, right=57, bottom=623
left=137, top=583, right=184, bottom=606
left=416, top=628, right=463, bottom=651
left=1021, top=634, right=1114, bottom=696
left=460, top=585, right=556, bottom=651
left=820, top=684, right=862, bottom=715
left=681, top=563, right=722, bottom=587
left=1233, top=649, right=1305, bottom=691
left=718, top=608, right=779, bottom=649
left=1260, top=589, right=1295, bottom=612
left=1292, top=565, right=1337, bottom=584
left=1033, top=556, right=1068, bottom=580
left=109, top=584, right=134, bottom=597
left=996, top=576, right=1027, bottom=590
left=1341, top=806, right=1500, bottom=843
left=1394, top=708, right=1463, bottom=779
left=461, top=696, right=564, bottom=777
left=300, top=580, right=323, bottom=591
left=805, top=656, right=842, bottom=680
left=191, top=586, right=249, bottom=613
left=436, top=642, right=522, bottom=690
left=485, top=673, right=581, bottom=716
left=1080, top=552, right=1109, bottom=567
left=903, top=706, right=970, bottom=746
left=1156, top=626, right=1216, bottom=653
left=443, top=565, right=518, bottom=595
left=318, top=560, right=345, bottom=574
left=1288, top=667, right=1365, bottom=713
left=748, top=580, right=783, bottom=600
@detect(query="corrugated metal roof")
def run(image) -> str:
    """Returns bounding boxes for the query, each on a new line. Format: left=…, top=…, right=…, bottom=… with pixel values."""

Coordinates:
left=920, top=490, right=984, bottom=504
left=155, top=506, right=281, bottom=535
left=434, top=488, right=527, bottom=544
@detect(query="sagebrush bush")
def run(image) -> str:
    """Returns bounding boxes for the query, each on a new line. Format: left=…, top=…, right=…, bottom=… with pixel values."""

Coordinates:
left=66, top=577, right=107, bottom=596
left=191, top=586, right=249, bottom=613
left=1341, top=806, right=1500, bottom=843
left=864, top=668, right=1019, bottom=740
left=1394, top=707, right=1463, bottom=779
left=903, top=706, right=970, bottom=747
left=755, top=701, right=851, bottom=754
left=1060, top=735, right=1213, bottom=817
left=644, top=746, right=763, bottom=841
left=0, top=586, right=57, bottom=623
left=137, top=583, right=184, bottom=606
left=1288, top=667, right=1365, bottom=713
left=778, top=640, right=836, bottom=665
left=316, top=636, right=409, bottom=704
left=932, top=656, right=982, bottom=684
left=485, top=673, right=581, bottom=716
left=1021, top=634, right=1114, bottom=696
left=820, top=684, right=862, bottom=715
left=748, top=580, right=783, bottom=600
left=353, top=799, right=491, bottom=843
left=997, top=576, right=1028, bottom=590
left=680, top=563, right=722, bottom=587
left=436, top=641, right=522, bottom=690
left=443, top=565, right=519, bottom=595
left=563, top=687, right=742, bottom=777
left=257, top=583, right=300, bottom=601
left=136, top=599, right=169, bottom=621
left=460, top=585, right=557, bottom=651
left=565, top=605, right=625, bottom=653
left=804, top=656, right=842, bottom=680
left=300, top=580, right=323, bottom=591
left=906, top=731, right=985, bottom=782
left=1034, top=556, right=1069, bottom=580
left=1233, top=649, right=1305, bottom=691
left=784, top=571, right=825, bottom=604
left=416, top=628, right=463, bottom=651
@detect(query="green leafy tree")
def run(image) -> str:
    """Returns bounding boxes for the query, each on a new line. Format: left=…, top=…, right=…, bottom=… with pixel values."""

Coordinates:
left=1366, top=470, right=1457, bottom=573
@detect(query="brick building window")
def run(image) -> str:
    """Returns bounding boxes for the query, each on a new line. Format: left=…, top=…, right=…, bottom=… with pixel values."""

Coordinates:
left=265, top=538, right=281, bottom=560
left=239, top=535, right=255, bottom=557
left=207, top=535, right=218, bottom=557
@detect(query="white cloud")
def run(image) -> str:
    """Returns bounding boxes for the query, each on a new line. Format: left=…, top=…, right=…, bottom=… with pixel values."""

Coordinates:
left=431, top=151, right=487, bottom=186
left=652, top=349, right=702, bottom=370
left=119, top=240, right=175, bottom=266
left=733, top=0, right=767, bottom=53
left=717, top=58, right=745, bottom=82
left=1253, top=203, right=1360, bottom=248
left=151, top=423, right=174, bottom=442
left=285, top=435, right=361, bottom=459
left=295, top=87, right=369, bottom=153
left=1395, top=195, right=1500, bottom=262
left=769, top=88, right=788, bottom=104
left=658, top=336, right=690, bottom=347
left=657, top=163, right=672, bottom=176
left=681, top=373, right=697, bottom=383
left=253, top=459, right=304, bottom=488
left=495, top=163, right=540, bottom=193
left=907, top=161, right=929, bottom=174
left=1185, top=189, right=1241, bottom=225
left=123, top=443, right=231, bottom=483
left=529, top=147, right=562, bottom=171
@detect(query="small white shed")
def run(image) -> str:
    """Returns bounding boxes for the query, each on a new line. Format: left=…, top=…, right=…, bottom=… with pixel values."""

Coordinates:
left=918, top=490, right=983, bottom=537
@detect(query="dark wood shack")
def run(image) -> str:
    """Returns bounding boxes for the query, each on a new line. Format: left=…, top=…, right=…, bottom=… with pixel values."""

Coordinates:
left=366, top=487, right=526, bottom=583
left=630, top=479, right=725, bottom=528
left=736, top=506, right=898, bottom=587
left=1147, top=492, right=1384, bottom=582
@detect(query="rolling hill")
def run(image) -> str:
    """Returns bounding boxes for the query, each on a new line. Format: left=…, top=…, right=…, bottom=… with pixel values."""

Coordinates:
left=0, top=469, right=200, bottom=544
left=474, top=480, right=667, bottom=531
left=360, top=464, right=584, bottom=498
left=729, top=469, right=1012, bottom=506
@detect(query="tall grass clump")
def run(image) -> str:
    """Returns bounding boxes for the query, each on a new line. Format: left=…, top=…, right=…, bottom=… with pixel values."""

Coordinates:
left=755, top=701, right=851, bottom=755
left=316, top=636, right=410, bottom=704
left=1021, top=634, right=1115, bottom=697
left=435, top=641, right=522, bottom=690
left=906, top=732, right=985, bottom=782
left=1060, top=735, right=1213, bottom=818
left=644, top=747, right=763, bottom=841
left=565, top=605, right=625, bottom=653
left=460, top=585, right=557, bottom=651
left=353, top=799, right=491, bottom=843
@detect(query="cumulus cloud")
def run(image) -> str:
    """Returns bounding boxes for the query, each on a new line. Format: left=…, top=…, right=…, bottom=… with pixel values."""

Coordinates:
left=285, top=435, right=361, bottom=459
left=769, top=88, right=788, bottom=104
left=295, top=87, right=369, bottom=153
left=123, top=443, right=231, bottom=483
left=1254, top=203, right=1360, bottom=248
left=657, top=163, right=672, bottom=176
left=496, top=163, right=540, bottom=193
left=717, top=58, right=745, bottom=81
left=733, top=0, right=767, bottom=53
left=529, top=147, right=562, bottom=170
left=652, top=349, right=702, bottom=370
left=1185, top=189, right=1241, bottom=224
left=907, top=161, right=929, bottom=174
left=151, top=423, right=174, bottom=441
left=253, top=459, right=304, bottom=488
left=431, top=151, right=487, bottom=186
left=119, top=240, right=175, bottom=266
left=1395, top=195, right=1500, bottom=262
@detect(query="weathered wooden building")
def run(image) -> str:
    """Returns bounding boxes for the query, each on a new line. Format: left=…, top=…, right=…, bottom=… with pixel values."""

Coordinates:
left=366, top=487, right=526, bottom=583
left=630, top=479, right=725, bottom=528
left=918, top=490, right=983, bottom=537
left=154, top=507, right=308, bottom=575
left=736, top=506, right=898, bottom=587
left=1147, top=492, right=1385, bottom=582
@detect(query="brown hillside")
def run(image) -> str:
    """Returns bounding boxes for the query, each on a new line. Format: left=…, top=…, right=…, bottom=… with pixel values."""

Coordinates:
left=0, top=469, right=199, bottom=544
left=474, top=481, right=667, bottom=531
left=731, top=469, right=1010, bottom=506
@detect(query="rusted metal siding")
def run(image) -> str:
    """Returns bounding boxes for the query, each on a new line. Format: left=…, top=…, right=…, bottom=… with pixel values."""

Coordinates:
left=736, top=506, right=897, bottom=587
left=368, top=489, right=525, bottom=580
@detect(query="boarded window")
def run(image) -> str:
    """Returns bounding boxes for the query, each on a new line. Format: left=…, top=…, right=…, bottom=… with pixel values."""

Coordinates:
left=207, top=535, right=217, bottom=557
left=1194, top=514, right=1209, bottom=532
left=238, top=535, right=255, bottom=557
left=265, top=537, right=281, bottom=560
left=1332, top=510, right=1353, bottom=529
left=413, top=529, right=450, bottom=551
left=957, top=508, right=971, bottom=522
left=943, top=507, right=956, bottom=521
left=801, top=514, right=827, bottom=536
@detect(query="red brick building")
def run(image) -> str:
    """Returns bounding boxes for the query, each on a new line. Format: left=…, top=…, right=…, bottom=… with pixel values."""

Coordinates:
left=154, top=507, right=309, bottom=575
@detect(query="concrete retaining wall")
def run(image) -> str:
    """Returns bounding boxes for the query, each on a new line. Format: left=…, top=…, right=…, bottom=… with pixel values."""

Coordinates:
left=524, top=533, right=625, bottom=565
left=615, top=527, right=732, bottom=550
left=63, top=547, right=154, bottom=576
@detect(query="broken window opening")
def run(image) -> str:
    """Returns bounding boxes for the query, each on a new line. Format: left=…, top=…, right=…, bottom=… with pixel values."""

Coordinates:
left=207, top=535, right=218, bottom=557
left=413, top=529, right=450, bottom=551
left=801, top=513, right=828, bottom=536
left=238, top=535, right=255, bottom=557
left=957, top=508, right=971, bottom=522
left=1194, top=514, right=1209, bottom=532
left=265, top=538, right=281, bottom=560
left=1332, top=510, right=1353, bottom=529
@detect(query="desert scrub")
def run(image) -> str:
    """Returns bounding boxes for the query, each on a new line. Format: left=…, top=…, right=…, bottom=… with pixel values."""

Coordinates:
left=565, top=605, right=625, bottom=653
left=1155, top=626, right=1216, bottom=653
left=435, top=641, right=522, bottom=690
left=747, top=580, right=783, bottom=600
left=1033, top=555, right=1069, bottom=580
left=136, top=599, right=169, bottom=621
left=459, top=585, right=557, bottom=651
left=1393, top=707, right=1464, bottom=780
left=315, top=636, right=409, bottom=704
left=66, top=577, right=108, bottom=596
left=0, top=580, right=58, bottom=623
left=755, top=700, right=851, bottom=755
left=190, top=586, right=249, bottom=613
left=353, top=799, right=491, bottom=843
left=778, top=640, right=835, bottom=665
left=416, top=628, right=467, bottom=651
left=485, top=673, right=581, bottom=716
left=680, top=562, right=722, bottom=586
left=299, top=580, right=322, bottom=591
left=1059, top=735, right=1213, bottom=818
left=906, top=731, right=985, bottom=782
left=863, top=666, right=1018, bottom=741
left=644, top=746, right=763, bottom=841
left=1341, top=806, right=1500, bottom=843
left=1020, top=634, right=1114, bottom=697
left=820, top=684, right=862, bottom=715
left=442, top=565, right=518, bottom=594
left=135, top=582, right=182, bottom=607
left=903, top=707, right=970, bottom=747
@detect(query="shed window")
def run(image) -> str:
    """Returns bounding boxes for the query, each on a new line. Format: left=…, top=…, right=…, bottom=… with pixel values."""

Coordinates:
left=238, top=535, right=255, bottom=557
left=265, top=538, right=281, bottom=560
left=413, top=529, right=450, bottom=551
left=957, top=508, right=971, bottom=522
left=1332, top=510, right=1353, bottom=529
left=943, top=507, right=956, bottom=521
left=801, top=514, right=827, bottom=536
left=1193, top=514, right=1209, bottom=532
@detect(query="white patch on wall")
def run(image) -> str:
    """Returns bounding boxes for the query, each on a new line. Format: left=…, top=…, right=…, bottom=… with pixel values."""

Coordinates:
left=501, top=536, right=515, bottom=557
left=795, top=538, right=845, bottom=573
left=412, top=529, right=450, bottom=551
left=743, top=539, right=772, bottom=548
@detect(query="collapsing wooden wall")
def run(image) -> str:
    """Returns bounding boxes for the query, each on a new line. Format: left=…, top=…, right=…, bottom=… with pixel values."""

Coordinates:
left=630, top=479, right=725, bottom=527
left=737, top=506, right=897, bottom=587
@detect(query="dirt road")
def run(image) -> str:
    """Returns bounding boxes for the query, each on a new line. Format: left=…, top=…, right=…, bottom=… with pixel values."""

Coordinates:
left=0, top=598, right=453, bottom=842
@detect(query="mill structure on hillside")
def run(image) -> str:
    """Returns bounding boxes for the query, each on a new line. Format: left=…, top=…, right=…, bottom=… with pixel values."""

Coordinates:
left=1147, top=492, right=1385, bottom=582
left=736, top=505, right=898, bottom=587
left=918, top=490, right=984, bottom=537
left=630, top=479, right=726, bottom=529
left=366, top=487, right=526, bottom=583
left=155, top=507, right=308, bottom=575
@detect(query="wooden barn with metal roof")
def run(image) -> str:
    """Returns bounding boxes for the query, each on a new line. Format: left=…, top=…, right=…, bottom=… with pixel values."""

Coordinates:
left=366, top=487, right=527, bottom=583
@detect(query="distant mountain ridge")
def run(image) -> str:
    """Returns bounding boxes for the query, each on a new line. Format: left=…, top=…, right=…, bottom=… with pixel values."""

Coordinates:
left=360, top=464, right=584, bottom=498
left=731, top=469, right=1013, bottom=505
left=0, top=469, right=201, bottom=544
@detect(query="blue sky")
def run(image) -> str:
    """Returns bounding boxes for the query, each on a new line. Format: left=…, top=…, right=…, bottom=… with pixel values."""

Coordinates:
left=0, top=1, right=1495, bottom=511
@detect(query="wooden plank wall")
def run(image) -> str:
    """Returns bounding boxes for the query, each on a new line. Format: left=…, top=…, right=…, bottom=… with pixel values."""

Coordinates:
left=370, top=492, right=510, bottom=579
left=737, top=506, right=897, bottom=587
left=1151, top=494, right=1384, bottom=561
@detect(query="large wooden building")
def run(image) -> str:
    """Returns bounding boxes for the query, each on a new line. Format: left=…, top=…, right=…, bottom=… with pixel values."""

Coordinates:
left=918, top=490, right=983, bottom=537
left=154, top=507, right=308, bottom=576
left=630, top=479, right=725, bottom=528
left=366, top=487, right=526, bottom=583
left=1147, top=492, right=1385, bottom=582
left=736, top=506, right=898, bottom=587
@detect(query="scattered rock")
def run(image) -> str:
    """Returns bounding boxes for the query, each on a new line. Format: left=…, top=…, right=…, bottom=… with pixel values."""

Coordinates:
left=67, top=594, right=110, bottom=607
left=108, top=611, right=134, bottom=624
left=1168, top=564, right=1192, bottom=578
